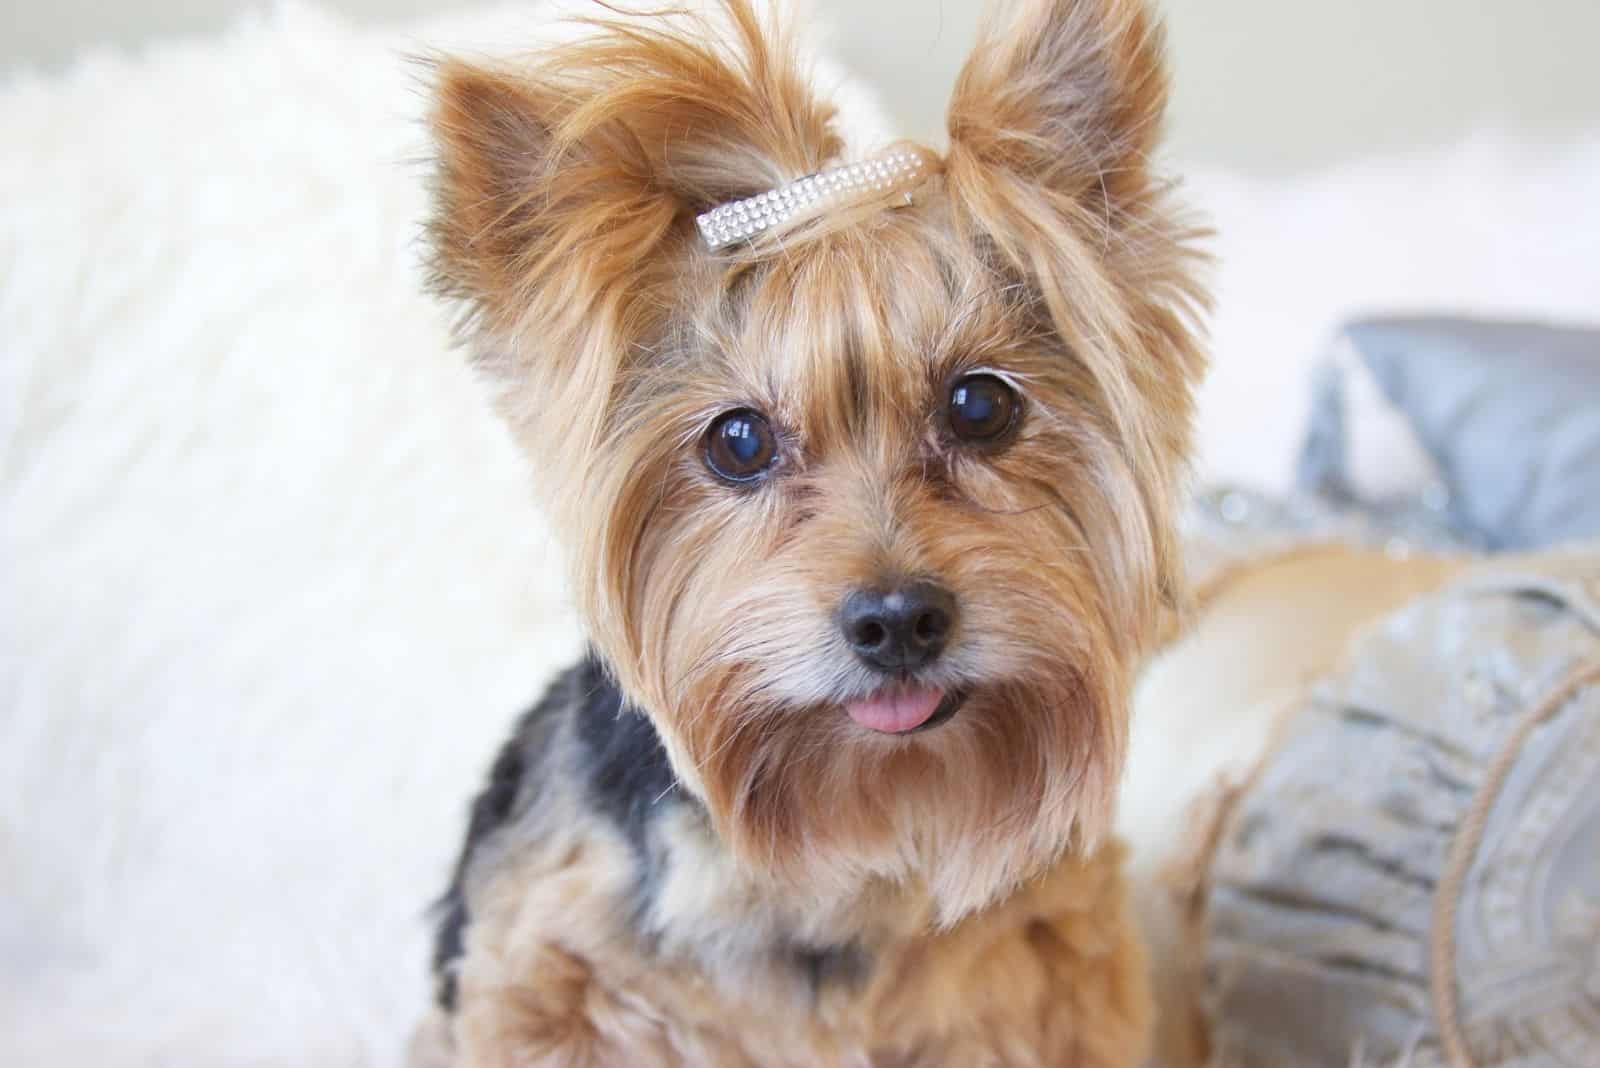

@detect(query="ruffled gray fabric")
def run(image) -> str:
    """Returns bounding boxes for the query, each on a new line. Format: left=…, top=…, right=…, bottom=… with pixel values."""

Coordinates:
left=1296, top=318, right=1600, bottom=552
left=1202, top=551, right=1600, bottom=1067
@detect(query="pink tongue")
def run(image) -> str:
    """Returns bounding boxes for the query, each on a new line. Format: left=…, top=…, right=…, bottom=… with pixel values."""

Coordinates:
left=846, top=686, right=945, bottom=734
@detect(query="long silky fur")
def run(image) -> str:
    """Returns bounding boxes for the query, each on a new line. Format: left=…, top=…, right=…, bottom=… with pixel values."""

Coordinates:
left=423, top=1, right=1208, bottom=1064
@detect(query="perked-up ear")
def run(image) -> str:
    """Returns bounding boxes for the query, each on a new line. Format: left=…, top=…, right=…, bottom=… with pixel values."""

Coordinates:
left=427, top=2, right=842, bottom=353
left=945, top=0, right=1206, bottom=616
left=946, top=0, right=1169, bottom=217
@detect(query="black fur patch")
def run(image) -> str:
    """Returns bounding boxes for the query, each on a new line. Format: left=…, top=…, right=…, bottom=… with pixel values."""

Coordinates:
left=428, top=654, right=682, bottom=1012
left=790, top=942, right=872, bottom=999
left=428, top=658, right=584, bottom=1010
left=572, top=667, right=680, bottom=866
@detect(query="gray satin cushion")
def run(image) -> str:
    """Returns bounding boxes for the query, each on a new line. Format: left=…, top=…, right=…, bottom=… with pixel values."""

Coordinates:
left=1298, top=317, right=1600, bottom=551
left=1204, top=553, right=1600, bottom=1068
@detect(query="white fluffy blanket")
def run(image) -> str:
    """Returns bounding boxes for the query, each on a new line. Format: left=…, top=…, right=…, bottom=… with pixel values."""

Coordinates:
left=2, top=3, right=1596, bottom=1064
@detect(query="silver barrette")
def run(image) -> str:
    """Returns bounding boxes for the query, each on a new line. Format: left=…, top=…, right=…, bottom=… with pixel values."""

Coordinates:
left=696, top=149, right=927, bottom=251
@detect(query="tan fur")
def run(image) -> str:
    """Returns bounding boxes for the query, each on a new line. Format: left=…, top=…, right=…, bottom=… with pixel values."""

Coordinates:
left=421, top=1, right=1207, bottom=1064
left=452, top=849, right=1148, bottom=1068
left=426, top=719, right=1149, bottom=1067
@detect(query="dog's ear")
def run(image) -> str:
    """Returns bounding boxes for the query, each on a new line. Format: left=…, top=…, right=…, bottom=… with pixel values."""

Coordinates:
left=945, top=0, right=1203, bottom=614
left=945, top=0, right=1168, bottom=215
left=428, top=5, right=841, bottom=349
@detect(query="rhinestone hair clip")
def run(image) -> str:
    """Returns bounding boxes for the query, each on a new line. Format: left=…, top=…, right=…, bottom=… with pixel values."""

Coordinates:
left=696, top=149, right=927, bottom=251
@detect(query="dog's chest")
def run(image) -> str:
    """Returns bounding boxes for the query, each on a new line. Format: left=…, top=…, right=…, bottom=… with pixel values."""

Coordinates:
left=434, top=658, right=1149, bottom=1066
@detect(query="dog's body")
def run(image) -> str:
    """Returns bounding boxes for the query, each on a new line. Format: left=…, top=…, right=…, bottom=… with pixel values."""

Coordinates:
left=415, top=1, right=1206, bottom=1064
left=412, top=658, right=1148, bottom=1067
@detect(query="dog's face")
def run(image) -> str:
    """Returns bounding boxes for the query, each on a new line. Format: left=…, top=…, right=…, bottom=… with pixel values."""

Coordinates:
left=430, top=0, right=1206, bottom=920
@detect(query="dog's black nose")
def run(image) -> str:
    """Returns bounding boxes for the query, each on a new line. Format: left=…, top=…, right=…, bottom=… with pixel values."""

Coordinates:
left=839, top=581, right=957, bottom=672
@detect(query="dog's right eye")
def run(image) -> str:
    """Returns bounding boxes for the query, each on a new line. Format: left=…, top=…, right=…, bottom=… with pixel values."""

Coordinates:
left=948, top=373, right=1021, bottom=445
left=704, top=409, right=777, bottom=484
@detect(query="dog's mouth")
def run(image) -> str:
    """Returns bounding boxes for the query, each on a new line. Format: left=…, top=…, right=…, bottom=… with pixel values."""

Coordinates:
left=844, top=685, right=968, bottom=735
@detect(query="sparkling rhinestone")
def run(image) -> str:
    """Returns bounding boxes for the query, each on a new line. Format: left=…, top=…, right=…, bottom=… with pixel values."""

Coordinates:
left=697, top=148, right=931, bottom=248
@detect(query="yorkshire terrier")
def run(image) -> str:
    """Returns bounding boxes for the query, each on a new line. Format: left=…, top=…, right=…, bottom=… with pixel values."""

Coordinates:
left=413, top=0, right=1207, bottom=1064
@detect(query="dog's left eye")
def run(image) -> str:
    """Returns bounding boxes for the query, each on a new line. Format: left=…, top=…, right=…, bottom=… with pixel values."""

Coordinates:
left=704, top=409, right=778, bottom=484
left=948, top=374, right=1020, bottom=444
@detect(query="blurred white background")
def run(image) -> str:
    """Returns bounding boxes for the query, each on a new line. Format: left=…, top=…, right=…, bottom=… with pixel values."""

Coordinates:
left=7, top=0, right=1600, bottom=172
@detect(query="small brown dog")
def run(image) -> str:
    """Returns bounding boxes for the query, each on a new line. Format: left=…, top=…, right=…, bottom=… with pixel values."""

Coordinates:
left=414, top=1, right=1207, bottom=1064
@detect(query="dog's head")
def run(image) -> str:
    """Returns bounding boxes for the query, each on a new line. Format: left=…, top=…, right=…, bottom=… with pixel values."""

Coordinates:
left=428, top=0, right=1206, bottom=920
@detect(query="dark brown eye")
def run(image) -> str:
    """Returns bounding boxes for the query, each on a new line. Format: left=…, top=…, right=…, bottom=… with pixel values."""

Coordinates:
left=948, top=374, right=1020, bottom=444
left=704, top=409, right=777, bottom=484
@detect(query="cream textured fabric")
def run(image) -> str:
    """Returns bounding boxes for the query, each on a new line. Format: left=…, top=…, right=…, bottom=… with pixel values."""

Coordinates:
left=1180, top=487, right=1471, bottom=595
left=1203, top=550, right=1600, bottom=1067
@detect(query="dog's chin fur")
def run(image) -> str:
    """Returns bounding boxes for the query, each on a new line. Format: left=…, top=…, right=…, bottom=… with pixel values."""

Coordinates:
left=419, top=0, right=1207, bottom=1064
